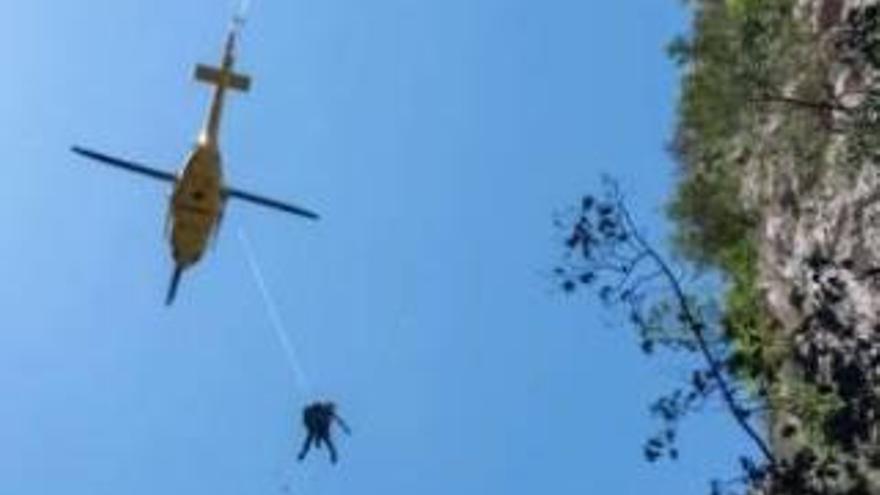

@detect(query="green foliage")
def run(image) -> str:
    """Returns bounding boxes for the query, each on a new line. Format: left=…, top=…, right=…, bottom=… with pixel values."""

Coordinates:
left=672, top=0, right=799, bottom=152
left=667, top=0, right=819, bottom=266
left=719, top=238, right=781, bottom=385
left=667, top=1, right=832, bottom=383
left=668, top=0, right=819, bottom=413
left=667, top=164, right=757, bottom=267
left=668, top=0, right=869, bottom=464
left=773, top=379, right=844, bottom=446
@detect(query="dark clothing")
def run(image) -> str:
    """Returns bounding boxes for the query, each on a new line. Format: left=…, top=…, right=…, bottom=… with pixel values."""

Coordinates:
left=297, top=402, right=349, bottom=464
left=298, top=430, right=337, bottom=463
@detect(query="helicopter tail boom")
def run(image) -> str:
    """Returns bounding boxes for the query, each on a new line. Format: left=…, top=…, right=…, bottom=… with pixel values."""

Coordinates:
left=166, top=265, right=184, bottom=306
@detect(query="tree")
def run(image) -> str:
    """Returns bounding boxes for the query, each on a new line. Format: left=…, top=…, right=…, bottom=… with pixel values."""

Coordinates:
left=556, top=180, right=878, bottom=494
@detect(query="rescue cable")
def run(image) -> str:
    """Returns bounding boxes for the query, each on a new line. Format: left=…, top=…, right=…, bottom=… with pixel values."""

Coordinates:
left=238, top=227, right=313, bottom=396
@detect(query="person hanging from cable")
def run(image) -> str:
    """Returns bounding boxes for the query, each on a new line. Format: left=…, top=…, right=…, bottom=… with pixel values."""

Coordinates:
left=297, top=401, right=351, bottom=464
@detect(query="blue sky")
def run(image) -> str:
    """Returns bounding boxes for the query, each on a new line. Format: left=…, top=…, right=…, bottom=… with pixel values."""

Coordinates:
left=0, top=1, right=753, bottom=493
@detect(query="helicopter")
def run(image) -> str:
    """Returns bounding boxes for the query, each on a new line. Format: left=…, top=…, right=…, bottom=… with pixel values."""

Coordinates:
left=71, top=19, right=319, bottom=305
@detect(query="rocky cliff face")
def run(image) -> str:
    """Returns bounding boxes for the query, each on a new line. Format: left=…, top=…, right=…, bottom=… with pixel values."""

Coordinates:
left=674, top=0, right=880, bottom=492
left=750, top=0, right=880, bottom=492
left=758, top=165, right=880, bottom=492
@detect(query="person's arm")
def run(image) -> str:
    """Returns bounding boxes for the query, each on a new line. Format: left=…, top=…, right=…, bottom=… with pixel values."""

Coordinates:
left=333, top=414, right=352, bottom=435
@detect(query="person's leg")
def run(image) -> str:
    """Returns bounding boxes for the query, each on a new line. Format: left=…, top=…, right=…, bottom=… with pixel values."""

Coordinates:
left=325, top=436, right=338, bottom=464
left=298, top=433, right=315, bottom=461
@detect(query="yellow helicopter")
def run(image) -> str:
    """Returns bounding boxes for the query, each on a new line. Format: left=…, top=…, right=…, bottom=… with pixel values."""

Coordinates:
left=71, top=19, right=319, bottom=305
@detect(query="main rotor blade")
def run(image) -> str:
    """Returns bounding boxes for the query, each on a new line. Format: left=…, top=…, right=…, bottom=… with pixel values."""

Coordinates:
left=225, top=187, right=320, bottom=220
left=71, top=146, right=177, bottom=183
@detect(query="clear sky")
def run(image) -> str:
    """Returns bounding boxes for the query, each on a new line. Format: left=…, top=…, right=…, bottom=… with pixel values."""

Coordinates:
left=0, top=1, right=752, bottom=494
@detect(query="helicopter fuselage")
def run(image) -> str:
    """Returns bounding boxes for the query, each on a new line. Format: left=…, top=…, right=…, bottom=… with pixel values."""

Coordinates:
left=168, top=144, right=225, bottom=267
left=70, top=19, right=318, bottom=305
left=167, top=29, right=243, bottom=270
